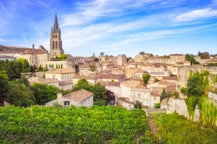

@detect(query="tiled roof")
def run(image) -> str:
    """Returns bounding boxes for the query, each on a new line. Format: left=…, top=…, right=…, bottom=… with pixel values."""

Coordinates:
left=0, top=45, right=48, bottom=54
left=122, top=79, right=146, bottom=89
left=64, top=89, right=93, bottom=102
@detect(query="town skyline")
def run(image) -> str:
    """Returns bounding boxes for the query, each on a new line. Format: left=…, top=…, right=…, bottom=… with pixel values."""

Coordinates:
left=0, top=0, right=217, bottom=57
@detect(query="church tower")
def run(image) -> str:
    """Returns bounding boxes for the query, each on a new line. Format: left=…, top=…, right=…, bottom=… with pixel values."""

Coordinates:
left=50, top=15, right=64, bottom=59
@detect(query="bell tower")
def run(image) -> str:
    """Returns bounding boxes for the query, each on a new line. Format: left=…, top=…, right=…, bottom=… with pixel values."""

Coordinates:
left=50, top=14, right=64, bottom=59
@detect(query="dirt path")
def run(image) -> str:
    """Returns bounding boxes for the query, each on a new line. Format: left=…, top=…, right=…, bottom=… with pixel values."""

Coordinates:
left=147, top=117, right=158, bottom=134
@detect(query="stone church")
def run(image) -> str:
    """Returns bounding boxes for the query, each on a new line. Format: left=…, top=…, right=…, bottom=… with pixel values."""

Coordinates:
left=50, top=15, right=64, bottom=59
left=0, top=15, right=70, bottom=69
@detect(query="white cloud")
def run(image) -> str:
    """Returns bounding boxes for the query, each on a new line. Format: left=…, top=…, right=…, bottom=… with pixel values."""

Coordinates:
left=175, top=8, right=217, bottom=22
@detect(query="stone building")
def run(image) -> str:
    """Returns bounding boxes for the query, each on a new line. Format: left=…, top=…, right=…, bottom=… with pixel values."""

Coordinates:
left=50, top=15, right=64, bottom=59
left=0, top=44, right=48, bottom=66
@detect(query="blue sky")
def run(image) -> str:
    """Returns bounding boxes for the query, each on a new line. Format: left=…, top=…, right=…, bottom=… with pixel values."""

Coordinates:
left=0, top=0, right=217, bottom=57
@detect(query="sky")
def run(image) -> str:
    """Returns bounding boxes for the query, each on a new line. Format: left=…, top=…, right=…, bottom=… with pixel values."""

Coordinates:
left=0, top=0, right=217, bottom=57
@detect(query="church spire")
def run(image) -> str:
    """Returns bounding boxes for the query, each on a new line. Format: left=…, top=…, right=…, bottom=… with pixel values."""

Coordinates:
left=53, top=14, right=59, bottom=32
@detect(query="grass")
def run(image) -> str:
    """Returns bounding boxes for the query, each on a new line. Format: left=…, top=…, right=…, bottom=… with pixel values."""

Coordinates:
left=150, top=113, right=217, bottom=144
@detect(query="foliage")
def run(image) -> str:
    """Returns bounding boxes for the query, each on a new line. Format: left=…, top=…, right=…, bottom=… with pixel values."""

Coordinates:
left=0, top=106, right=150, bottom=143
left=142, top=73, right=150, bottom=85
left=15, top=58, right=30, bottom=72
left=206, top=63, right=217, bottom=66
left=154, top=103, right=160, bottom=108
left=185, top=54, right=199, bottom=65
left=1, top=59, right=30, bottom=80
left=198, top=51, right=210, bottom=59
left=31, top=83, right=60, bottom=105
left=6, top=81, right=35, bottom=107
left=200, top=97, right=217, bottom=128
left=89, top=64, right=97, bottom=72
left=100, top=52, right=104, bottom=56
left=154, top=78, right=160, bottom=82
left=94, top=57, right=99, bottom=62
left=72, top=79, right=108, bottom=105
left=53, top=54, right=67, bottom=60
left=186, top=71, right=208, bottom=97
left=180, top=87, right=187, bottom=95
left=134, top=101, right=142, bottom=109
left=0, top=71, right=9, bottom=105
left=185, top=96, right=198, bottom=120
left=59, top=54, right=67, bottom=59
left=151, top=113, right=217, bottom=143
left=160, top=89, right=171, bottom=101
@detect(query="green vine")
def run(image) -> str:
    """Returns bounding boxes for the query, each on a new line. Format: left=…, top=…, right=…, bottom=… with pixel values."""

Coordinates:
left=200, top=97, right=217, bottom=128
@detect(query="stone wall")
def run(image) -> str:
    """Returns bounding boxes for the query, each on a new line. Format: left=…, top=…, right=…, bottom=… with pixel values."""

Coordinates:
left=163, top=98, right=200, bottom=121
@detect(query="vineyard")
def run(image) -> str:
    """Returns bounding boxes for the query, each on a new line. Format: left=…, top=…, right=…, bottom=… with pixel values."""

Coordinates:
left=0, top=106, right=150, bottom=143
left=151, top=113, right=217, bottom=143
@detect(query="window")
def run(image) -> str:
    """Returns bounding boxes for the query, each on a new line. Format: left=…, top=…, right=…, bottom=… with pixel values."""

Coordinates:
left=64, top=101, right=70, bottom=106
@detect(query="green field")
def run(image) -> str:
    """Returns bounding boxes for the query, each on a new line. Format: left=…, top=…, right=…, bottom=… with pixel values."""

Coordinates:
left=151, top=113, right=217, bottom=144
left=0, top=106, right=150, bottom=143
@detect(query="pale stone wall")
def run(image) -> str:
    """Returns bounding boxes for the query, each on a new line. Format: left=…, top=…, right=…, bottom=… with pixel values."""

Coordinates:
left=164, top=98, right=200, bottom=122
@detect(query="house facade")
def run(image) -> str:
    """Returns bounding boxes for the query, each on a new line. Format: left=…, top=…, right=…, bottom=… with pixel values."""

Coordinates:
left=45, top=89, right=94, bottom=107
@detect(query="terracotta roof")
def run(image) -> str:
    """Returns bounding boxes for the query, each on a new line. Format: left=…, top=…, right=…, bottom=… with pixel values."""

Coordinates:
left=0, top=45, right=48, bottom=54
left=106, top=82, right=120, bottom=87
left=122, top=79, right=146, bottom=89
left=73, top=75, right=96, bottom=80
left=162, top=76, right=177, bottom=81
left=59, top=81, right=72, bottom=86
left=64, top=89, right=93, bottom=102
left=118, top=97, right=134, bottom=104
left=98, top=73, right=125, bottom=80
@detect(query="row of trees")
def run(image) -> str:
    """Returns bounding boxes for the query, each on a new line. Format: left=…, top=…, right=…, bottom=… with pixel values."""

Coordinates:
left=0, top=59, right=113, bottom=106
left=0, top=59, right=61, bottom=106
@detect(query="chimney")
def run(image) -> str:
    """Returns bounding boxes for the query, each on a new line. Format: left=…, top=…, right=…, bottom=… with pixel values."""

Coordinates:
left=57, top=92, right=62, bottom=99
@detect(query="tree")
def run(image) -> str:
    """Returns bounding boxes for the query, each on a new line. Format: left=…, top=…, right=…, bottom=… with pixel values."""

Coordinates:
left=16, top=58, right=30, bottom=72
left=134, top=101, right=142, bottom=109
left=186, top=71, right=208, bottom=97
left=6, top=61, right=21, bottom=80
left=89, top=64, right=97, bottom=72
left=100, top=52, right=104, bottom=57
left=185, top=54, right=199, bottom=65
left=142, top=73, right=150, bottom=85
left=0, top=71, right=9, bottom=105
left=31, top=83, right=60, bottom=105
left=198, top=51, right=210, bottom=59
left=160, top=89, right=172, bottom=101
left=59, top=54, right=67, bottom=60
left=139, top=51, right=145, bottom=55
left=72, top=79, right=108, bottom=105
left=6, top=81, right=35, bottom=107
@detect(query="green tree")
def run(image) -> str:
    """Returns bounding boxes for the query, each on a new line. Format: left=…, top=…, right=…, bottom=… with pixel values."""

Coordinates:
left=187, top=71, right=208, bottom=97
left=142, top=73, right=150, bottom=85
left=59, top=54, right=67, bottom=59
left=6, top=81, right=35, bottom=107
left=184, top=71, right=210, bottom=119
left=89, top=64, right=97, bottom=72
left=160, top=89, right=172, bottom=101
left=16, top=58, right=30, bottom=72
left=72, top=79, right=108, bottom=105
left=185, top=54, right=199, bottom=65
left=0, top=71, right=9, bottom=105
left=31, top=83, right=60, bottom=105
left=134, top=101, right=142, bottom=109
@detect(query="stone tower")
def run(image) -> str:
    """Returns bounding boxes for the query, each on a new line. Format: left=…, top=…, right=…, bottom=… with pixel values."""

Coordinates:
left=50, top=15, right=64, bottom=59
